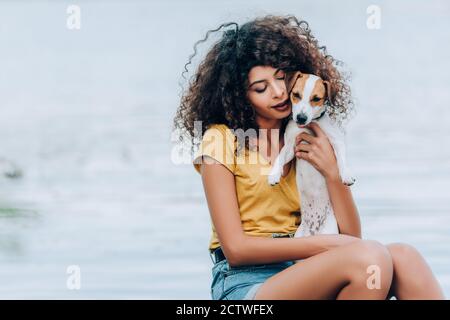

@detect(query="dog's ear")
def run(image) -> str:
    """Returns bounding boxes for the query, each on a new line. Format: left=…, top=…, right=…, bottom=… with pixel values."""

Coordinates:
left=285, top=71, right=303, bottom=94
left=322, top=80, right=333, bottom=105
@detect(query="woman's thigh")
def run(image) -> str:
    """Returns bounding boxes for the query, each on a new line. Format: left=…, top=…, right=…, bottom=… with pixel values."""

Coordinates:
left=254, top=240, right=393, bottom=300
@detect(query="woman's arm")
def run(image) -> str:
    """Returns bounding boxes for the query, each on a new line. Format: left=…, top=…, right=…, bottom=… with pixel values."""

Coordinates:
left=325, top=177, right=361, bottom=238
left=294, top=122, right=362, bottom=238
left=235, top=233, right=360, bottom=266
left=199, top=156, right=361, bottom=266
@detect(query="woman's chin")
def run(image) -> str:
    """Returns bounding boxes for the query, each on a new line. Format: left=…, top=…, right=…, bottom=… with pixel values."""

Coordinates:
left=274, top=111, right=292, bottom=119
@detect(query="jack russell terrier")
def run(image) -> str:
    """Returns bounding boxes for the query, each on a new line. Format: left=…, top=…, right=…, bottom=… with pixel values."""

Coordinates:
left=268, top=71, right=355, bottom=237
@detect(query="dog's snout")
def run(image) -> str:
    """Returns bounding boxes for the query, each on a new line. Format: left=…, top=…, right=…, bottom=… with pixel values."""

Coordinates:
left=296, top=113, right=308, bottom=124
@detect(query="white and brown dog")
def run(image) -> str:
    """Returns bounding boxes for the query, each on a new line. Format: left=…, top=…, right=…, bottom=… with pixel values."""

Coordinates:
left=268, top=72, right=355, bottom=237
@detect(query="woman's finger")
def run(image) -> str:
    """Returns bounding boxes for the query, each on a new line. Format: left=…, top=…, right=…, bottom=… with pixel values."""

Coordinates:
left=296, top=132, right=315, bottom=145
left=296, top=151, right=316, bottom=167
left=295, top=143, right=312, bottom=153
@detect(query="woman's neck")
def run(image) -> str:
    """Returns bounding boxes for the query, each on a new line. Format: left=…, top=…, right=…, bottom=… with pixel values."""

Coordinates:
left=256, top=117, right=283, bottom=145
left=256, top=116, right=282, bottom=130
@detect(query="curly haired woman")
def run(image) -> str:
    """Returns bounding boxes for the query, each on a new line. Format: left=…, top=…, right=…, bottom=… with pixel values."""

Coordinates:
left=173, top=15, right=444, bottom=300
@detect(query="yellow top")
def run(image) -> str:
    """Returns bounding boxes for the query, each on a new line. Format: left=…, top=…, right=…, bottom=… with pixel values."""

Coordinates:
left=193, top=124, right=301, bottom=251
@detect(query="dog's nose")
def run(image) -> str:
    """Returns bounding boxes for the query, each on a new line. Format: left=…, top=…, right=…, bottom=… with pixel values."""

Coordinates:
left=296, top=113, right=308, bottom=124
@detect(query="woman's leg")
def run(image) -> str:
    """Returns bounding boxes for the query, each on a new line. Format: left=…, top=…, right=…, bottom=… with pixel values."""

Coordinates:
left=385, top=243, right=445, bottom=300
left=254, top=240, right=394, bottom=300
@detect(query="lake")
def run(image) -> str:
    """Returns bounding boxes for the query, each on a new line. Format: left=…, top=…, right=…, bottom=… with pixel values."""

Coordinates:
left=0, top=0, right=449, bottom=298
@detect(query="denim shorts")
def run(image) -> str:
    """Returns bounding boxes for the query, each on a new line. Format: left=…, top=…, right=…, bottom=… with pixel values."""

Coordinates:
left=210, top=233, right=297, bottom=300
left=210, top=258, right=296, bottom=300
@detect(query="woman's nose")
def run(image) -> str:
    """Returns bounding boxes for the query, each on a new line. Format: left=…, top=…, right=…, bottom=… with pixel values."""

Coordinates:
left=272, top=82, right=285, bottom=97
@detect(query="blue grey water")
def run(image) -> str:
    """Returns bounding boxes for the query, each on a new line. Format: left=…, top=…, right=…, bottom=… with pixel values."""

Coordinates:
left=0, top=0, right=449, bottom=298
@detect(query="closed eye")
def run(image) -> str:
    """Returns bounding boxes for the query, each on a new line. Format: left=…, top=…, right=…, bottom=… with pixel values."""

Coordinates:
left=255, top=76, right=285, bottom=93
left=311, top=96, right=322, bottom=102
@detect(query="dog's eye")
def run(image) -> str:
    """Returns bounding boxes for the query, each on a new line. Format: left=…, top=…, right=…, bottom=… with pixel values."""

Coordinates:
left=293, top=92, right=301, bottom=99
left=311, top=96, right=322, bottom=102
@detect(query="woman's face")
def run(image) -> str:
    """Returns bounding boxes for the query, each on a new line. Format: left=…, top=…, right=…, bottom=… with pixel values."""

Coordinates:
left=246, top=65, right=292, bottom=124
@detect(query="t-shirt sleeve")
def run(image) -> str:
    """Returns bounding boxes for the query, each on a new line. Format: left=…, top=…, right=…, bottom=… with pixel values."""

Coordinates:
left=193, top=124, right=236, bottom=175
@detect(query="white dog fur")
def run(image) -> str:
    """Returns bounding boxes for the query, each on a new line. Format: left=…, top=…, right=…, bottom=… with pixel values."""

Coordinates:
left=268, top=73, right=355, bottom=239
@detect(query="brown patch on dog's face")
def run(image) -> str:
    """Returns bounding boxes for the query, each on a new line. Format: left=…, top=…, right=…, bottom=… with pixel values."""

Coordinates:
left=285, top=71, right=303, bottom=93
left=287, top=72, right=331, bottom=107
left=310, top=80, right=326, bottom=107
left=322, top=80, right=332, bottom=105
left=286, top=72, right=305, bottom=104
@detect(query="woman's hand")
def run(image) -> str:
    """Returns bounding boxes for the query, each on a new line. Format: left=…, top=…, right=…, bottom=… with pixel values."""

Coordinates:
left=302, top=234, right=362, bottom=257
left=294, top=122, right=341, bottom=182
left=318, top=234, right=362, bottom=252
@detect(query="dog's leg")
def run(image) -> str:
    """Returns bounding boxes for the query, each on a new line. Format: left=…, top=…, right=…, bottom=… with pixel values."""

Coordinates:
left=268, top=154, right=284, bottom=185
left=268, top=139, right=296, bottom=185
left=329, top=138, right=355, bottom=186
left=318, top=116, right=355, bottom=186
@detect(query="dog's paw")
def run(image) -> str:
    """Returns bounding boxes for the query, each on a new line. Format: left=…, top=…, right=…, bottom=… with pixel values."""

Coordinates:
left=340, top=168, right=355, bottom=186
left=268, top=170, right=282, bottom=186
left=342, top=176, right=356, bottom=186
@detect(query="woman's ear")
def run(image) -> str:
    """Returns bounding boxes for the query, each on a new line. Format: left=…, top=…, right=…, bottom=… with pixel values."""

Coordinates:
left=285, top=71, right=303, bottom=94
left=322, top=80, right=332, bottom=105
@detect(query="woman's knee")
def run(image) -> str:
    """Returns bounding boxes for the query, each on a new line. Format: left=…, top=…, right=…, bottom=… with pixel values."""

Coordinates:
left=347, top=240, right=394, bottom=287
left=386, top=242, right=428, bottom=285
left=386, top=242, right=422, bottom=265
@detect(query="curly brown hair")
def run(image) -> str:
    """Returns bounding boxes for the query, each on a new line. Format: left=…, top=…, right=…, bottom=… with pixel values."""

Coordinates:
left=172, top=14, right=354, bottom=156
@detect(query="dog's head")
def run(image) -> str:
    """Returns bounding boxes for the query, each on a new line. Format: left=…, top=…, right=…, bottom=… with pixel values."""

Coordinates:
left=285, top=71, right=332, bottom=127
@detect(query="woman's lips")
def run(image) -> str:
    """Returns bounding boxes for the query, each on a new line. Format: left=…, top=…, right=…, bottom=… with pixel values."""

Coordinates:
left=271, top=99, right=289, bottom=108
left=271, top=101, right=290, bottom=111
